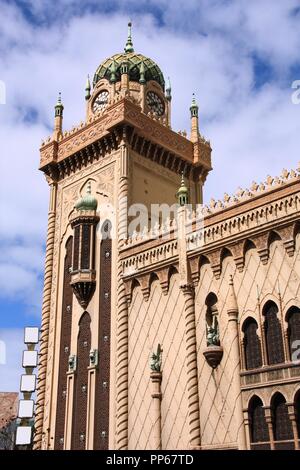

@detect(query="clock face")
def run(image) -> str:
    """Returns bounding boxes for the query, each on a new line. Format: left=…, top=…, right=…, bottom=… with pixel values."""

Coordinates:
left=92, top=90, right=109, bottom=113
left=146, top=91, right=165, bottom=116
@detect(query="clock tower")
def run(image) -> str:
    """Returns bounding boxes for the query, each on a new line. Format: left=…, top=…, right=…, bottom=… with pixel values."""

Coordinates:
left=34, top=23, right=212, bottom=450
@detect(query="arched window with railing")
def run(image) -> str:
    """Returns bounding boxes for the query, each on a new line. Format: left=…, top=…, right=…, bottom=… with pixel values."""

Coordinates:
left=248, top=396, right=270, bottom=450
left=242, top=317, right=262, bottom=370
left=263, top=301, right=285, bottom=365
left=271, top=393, right=294, bottom=450
left=286, top=306, right=300, bottom=361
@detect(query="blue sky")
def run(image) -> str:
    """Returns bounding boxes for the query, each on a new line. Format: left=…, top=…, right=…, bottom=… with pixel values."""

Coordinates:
left=0, top=0, right=300, bottom=390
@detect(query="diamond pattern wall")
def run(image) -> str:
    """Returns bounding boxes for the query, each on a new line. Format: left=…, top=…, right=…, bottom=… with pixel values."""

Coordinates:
left=195, top=237, right=300, bottom=448
left=128, top=274, right=189, bottom=450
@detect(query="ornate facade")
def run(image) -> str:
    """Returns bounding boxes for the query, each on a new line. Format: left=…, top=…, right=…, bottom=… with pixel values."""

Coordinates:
left=34, top=24, right=300, bottom=450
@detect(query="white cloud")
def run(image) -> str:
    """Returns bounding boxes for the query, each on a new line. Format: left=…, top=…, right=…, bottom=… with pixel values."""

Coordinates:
left=0, top=1, right=299, bottom=311
left=0, top=329, right=24, bottom=393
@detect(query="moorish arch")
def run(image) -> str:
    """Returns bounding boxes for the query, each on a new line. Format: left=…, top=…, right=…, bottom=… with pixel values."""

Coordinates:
left=286, top=306, right=300, bottom=361
left=242, top=317, right=262, bottom=370
left=262, top=301, right=285, bottom=365
left=271, top=392, right=294, bottom=449
left=248, top=395, right=269, bottom=449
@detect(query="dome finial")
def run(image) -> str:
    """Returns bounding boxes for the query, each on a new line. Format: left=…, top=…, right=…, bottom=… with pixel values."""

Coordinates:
left=86, top=180, right=92, bottom=195
left=166, top=76, right=171, bottom=100
left=190, top=92, right=198, bottom=117
left=55, top=92, right=64, bottom=116
left=75, top=181, right=98, bottom=212
left=176, top=172, right=189, bottom=206
left=125, top=21, right=134, bottom=53
left=85, top=75, right=91, bottom=100
left=139, top=60, right=146, bottom=84
left=110, top=60, right=117, bottom=83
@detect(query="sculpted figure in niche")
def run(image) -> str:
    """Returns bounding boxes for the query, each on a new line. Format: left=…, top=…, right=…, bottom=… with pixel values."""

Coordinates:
left=150, top=343, right=163, bottom=372
left=205, top=296, right=220, bottom=347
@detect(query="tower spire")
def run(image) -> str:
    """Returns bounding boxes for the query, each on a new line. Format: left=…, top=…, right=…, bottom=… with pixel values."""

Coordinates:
left=124, top=21, right=134, bottom=53
left=190, top=93, right=199, bottom=143
left=54, top=92, right=64, bottom=139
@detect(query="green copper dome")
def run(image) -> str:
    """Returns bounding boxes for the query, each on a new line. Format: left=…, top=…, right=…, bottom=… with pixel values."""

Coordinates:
left=75, top=182, right=98, bottom=212
left=93, top=23, right=165, bottom=91
left=93, top=52, right=165, bottom=91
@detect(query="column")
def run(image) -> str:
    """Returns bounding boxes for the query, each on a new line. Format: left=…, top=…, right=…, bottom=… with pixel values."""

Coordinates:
left=263, top=407, right=275, bottom=450
left=150, top=371, right=162, bottom=450
left=34, top=181, right=57, bottom=450
left=116, top=134, right=129, bottom=449
left=287, top=403, right=299, bottom=450
left=181, top=284, right=201, bottom=449
left=227, top=275, right=247, bottom=450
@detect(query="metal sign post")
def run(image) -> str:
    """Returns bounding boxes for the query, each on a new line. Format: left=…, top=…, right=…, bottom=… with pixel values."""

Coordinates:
left=15, top=327, right=39, bottom=448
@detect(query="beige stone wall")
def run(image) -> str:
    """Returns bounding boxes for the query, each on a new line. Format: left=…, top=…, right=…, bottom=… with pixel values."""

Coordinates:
left=130, top=153, right=197, bottom=214
left=128, top=274, right=189, bottom=450
left=195, top=234, right=300, bottom=448
left=195, top=259, right=240, bottom=449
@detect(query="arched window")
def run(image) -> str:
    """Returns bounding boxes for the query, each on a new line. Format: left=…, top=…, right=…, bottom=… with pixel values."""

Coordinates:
left=248, top=396, right=269, bottom=449
left=272, top=393, right=294, bottom=449
left=242, top=318, right=262, bottom=370
left=286, top=307, right=300, bottom=361
left=263, top=301, right=285, bottom=365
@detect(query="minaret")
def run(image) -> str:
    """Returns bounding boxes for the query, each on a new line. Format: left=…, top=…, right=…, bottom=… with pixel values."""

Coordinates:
left=121, top=22, right=134, bottom=93
left=165, top=77, right=172, bottom=127
left=190, top=93, right=199, bottom=143
left=53, top=92, right=64, bottom=140
left=139, top=60, right=146, bottom=112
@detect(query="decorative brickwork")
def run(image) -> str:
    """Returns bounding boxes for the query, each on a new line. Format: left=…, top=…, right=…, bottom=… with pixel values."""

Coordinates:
left=71, top=312, right=91, bottom=450
left=54, top=236, right=73, bottom=449
left=94, top=227, right=112, bottom=449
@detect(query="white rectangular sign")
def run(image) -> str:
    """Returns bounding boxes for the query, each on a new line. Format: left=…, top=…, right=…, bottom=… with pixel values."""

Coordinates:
left=22, top=350, right=38, bottom=368
left=15, top=426, right=32, bottom=446
left=24, top=327, right=39, bottom=345
left=18, top=400, right=34, bottom=418
left=20, top=374, right=36, bottom=393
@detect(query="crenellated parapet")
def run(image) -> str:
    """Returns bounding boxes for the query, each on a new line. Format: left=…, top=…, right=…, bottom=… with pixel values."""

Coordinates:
left=203, top=166, right=300, bottom=215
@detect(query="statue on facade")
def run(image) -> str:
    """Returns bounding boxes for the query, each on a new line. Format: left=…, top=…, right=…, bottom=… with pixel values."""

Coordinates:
left=150, top=344, right=163, bottom=372
left=206, top=315, right=220, bottom=347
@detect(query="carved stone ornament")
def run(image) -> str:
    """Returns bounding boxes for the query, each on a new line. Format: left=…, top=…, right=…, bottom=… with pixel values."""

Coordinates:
left=71, top=280, right=96, bottom=310
left=203, top=345, right=224, bottom=369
